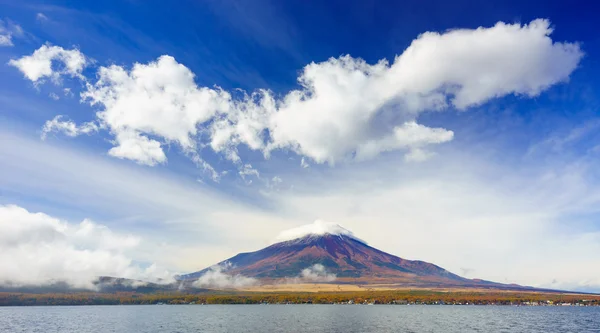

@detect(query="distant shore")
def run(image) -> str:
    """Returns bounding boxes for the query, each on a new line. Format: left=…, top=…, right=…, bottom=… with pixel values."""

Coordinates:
left=2, top=290, right=599, bottom=306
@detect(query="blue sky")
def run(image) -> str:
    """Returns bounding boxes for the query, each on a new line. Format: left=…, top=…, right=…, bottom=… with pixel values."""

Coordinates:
left=2, top=0, right=600, bottom=291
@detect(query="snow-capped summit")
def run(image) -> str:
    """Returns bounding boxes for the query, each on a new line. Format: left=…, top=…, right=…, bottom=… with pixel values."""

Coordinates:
left=274, top=220, right=366, bottom=244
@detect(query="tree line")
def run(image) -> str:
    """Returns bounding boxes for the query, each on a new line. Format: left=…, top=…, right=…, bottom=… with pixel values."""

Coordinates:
left=1, top=290, right=599, bottom=306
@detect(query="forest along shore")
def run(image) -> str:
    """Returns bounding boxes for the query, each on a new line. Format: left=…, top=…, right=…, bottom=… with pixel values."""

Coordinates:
left=1, top=290, right=599, bottom=306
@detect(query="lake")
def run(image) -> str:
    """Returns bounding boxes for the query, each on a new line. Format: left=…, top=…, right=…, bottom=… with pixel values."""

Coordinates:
left=1, top=305, right=599, bottom=332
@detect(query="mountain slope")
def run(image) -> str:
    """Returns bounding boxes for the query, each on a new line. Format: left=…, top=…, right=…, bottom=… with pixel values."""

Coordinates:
left=180, top=233, right=514, bottom=288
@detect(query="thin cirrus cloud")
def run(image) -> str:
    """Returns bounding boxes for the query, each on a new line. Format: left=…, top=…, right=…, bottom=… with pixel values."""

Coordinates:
left=0, top=33, right=12, bottom=47
left=0, top=19, right=25, bottom=47
left=10, top=19, right=583, bottom=178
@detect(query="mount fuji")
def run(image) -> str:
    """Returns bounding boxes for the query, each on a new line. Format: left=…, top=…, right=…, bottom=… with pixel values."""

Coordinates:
left=180, top=221, right=531, bottom=290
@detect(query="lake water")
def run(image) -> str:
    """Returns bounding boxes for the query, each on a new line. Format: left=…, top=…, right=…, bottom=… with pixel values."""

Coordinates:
left=1, top=305, right=599, bottom=332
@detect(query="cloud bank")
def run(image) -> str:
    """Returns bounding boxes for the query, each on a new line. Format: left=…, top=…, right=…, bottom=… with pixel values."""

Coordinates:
left=0, top=205, right=174, bottom=289
left=10, top=19, right=583, bottom=176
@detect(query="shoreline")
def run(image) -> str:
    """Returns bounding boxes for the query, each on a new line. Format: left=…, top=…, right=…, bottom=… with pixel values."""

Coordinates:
left=2, top=290, right=599, bottom=307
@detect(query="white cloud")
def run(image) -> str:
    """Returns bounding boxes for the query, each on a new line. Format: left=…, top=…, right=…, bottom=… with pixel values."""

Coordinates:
left=389, top=19, right=582, bottom=109
left=16, top=19, right=581, bottom=176
left=208, top=90, right=275, bottom=161
left=41, top=115, right=98, bottom=140
left=274, top=219, right=365, bottom=244
left=404, top=148, right=435, bottom=162
left=0, top=204, right=173, bottom=289
left=107, top=131, right=167, bottom=166
left=268, top=175, right=283, bottom=189
left=48, top=92, right=60, bottom=100
left=0, top=34, right=12, bottom=47
left=0, top=19, right=23, bottom=47
left=188, top=152, right=221, bottom=182
left=81, top=55, right=231, bottom=165
left=353, top=121, right=453, bottom=161
left=192, top=264, right=257, bottom=289
left=239, top=163, right=260, bottom=184
left=8, top=44, right=87, bottom=83
left=300, top=264, right=336, bottom=282
left=300, top=157, right=309, bottom=168
left=260, top=19, right=581, bottom=164
left=36, top=13, right=49, bottom=22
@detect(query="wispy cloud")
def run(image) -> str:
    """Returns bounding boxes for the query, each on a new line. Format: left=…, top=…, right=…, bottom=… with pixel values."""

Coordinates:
left=41, top=116, right=98, bottom=140
left=192, top=263, right=257, bottom=289
left=299, top=264, right=336, bottom=282
left=0, top=18, right=25, bottom=47
left=36, top=13, right=49, bottom=22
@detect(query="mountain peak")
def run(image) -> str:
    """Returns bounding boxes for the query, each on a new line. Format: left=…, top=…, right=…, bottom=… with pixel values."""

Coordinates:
left=274, top=220, right=366, bottom=244
left=182, top=221, right=539, bottom=291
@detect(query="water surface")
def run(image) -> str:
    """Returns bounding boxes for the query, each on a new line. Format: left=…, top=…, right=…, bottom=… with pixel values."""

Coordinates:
left=1, top=305, right=599, bottom=332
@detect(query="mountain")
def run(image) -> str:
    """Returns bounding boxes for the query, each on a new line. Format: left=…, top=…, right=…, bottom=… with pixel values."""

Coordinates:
left=180, top=230, right=527, bottom=290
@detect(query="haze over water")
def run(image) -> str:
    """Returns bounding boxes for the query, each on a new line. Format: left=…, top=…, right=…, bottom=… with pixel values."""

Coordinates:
left=1, top=305, right=598, bottom=333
